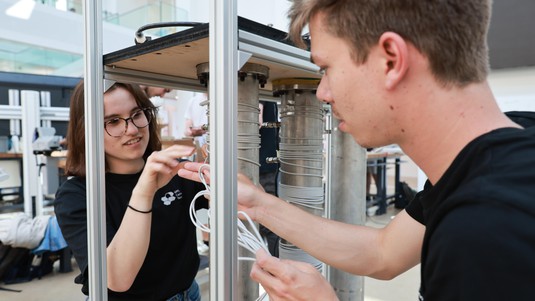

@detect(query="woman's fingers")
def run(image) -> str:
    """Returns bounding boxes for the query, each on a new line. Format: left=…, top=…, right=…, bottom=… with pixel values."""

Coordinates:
left=161, top=145, right=196, bottom=160
left=178, top=162, right=211, bottom=183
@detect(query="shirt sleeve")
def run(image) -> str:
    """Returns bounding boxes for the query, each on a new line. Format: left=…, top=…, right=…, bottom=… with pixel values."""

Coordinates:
left=404, top=180, right=431, bottom=225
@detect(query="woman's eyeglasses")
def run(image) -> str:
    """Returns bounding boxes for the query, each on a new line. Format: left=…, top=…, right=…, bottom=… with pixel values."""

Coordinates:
left=104, top=108, right=152, bottom=137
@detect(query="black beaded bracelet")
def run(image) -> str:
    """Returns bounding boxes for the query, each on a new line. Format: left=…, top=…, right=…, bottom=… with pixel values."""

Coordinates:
left=128, top=204, right=152, bottom=214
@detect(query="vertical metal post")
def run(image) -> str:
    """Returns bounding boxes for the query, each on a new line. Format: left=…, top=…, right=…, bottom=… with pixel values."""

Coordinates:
left=9, top=89, right=21, bottom=136
left=323, top=104, right=332, bottom=280
left=209, top=0, right=238, bottom=300
left=236, top=63, right=268, bottom=300
left=83, top=0, right=108, bottom=300
left=326, top=119, right=365, bottom=301
left=40, top=91, right=52, bottom=128
left=21, top=90, right=40, bottom=217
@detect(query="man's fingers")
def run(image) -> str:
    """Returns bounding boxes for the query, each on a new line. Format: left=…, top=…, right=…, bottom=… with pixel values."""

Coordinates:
left=255, top=249, right=292, bottom=281
left=250, top=252, right=286, bottom=297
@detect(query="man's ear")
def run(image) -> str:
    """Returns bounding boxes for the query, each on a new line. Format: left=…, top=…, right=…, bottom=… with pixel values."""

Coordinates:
left=378, top=32, right=409, bottom=90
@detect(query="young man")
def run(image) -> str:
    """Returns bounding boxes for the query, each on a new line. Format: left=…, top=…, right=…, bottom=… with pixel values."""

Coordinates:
left=179, top=1, right=535, bottom=300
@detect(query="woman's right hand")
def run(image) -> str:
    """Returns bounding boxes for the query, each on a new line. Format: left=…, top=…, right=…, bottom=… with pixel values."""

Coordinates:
left=135, top=145, right=195, bottom=198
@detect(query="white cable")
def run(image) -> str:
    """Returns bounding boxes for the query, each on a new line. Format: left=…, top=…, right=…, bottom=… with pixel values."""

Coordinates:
left=279, top=240, right=323, bottom=270
left=278, top=183, right=324, bottom=210
left=256, top=292, right=268, bottom=301
left=276, top=101, right=327, bottom=270
left=237, top=211, right=269, bottom=259
left=189, top=190, right=212, bottom=233
left=197, top=99, right=270, bottom=301
left=188, top=165, right=269, bottom=262
left=189, top=164, right=212, bottom=232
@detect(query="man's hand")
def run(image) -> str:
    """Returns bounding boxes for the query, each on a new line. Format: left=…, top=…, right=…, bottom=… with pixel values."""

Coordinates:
left=251, top=249, right=339, bottom=301
left=178, top=162, right=265, bottom=220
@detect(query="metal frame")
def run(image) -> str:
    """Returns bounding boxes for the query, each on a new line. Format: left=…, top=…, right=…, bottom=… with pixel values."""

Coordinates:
left=0, top=94, right=70, bottom=217
left=0, top=105, right=69, bottom=122
left=83, top=0, right=108, bottom=300
left=20, top=91, right=40, bottom=217
left=238, top=30, right=317, bottom=74
left=104, top=66, right=206, bottom=93
left=84, top=0, right=322, bottom=298
left=209, top=0, right=238, bottom=299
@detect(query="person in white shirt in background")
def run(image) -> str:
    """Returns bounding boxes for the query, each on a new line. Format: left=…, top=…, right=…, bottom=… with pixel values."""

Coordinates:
left=184, top=92, right=210, bottom=253
left=141, top=86, right=171, bottom=99
left=184, top=93, right=208, bottom=159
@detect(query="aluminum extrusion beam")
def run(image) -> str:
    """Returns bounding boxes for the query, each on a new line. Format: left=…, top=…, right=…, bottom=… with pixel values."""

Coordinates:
left=209, top=0, right=239, bottom=300
left=0, top=105, right=21, bottom=120
left=104, top=66, right=206, bottom=93
left=21, top=91, right=39, bottom=217
left=84, top=0, right=108, bottom=300
left=0, top=105, right=69, bottom=122
left=238, top=30, right=318, bottom=74
left=39, top=107, right=70, bottom=121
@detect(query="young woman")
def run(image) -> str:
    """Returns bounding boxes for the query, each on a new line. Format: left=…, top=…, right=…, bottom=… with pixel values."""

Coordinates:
left=55, top=81, right=208, bottom=301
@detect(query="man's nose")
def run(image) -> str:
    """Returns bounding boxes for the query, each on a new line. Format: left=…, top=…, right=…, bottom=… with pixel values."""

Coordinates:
left=316, top=77, right=331, bottom=103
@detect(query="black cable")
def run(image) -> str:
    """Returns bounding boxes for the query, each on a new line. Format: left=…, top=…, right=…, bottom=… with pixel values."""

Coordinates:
left=134, top=21, right=204, bottom=44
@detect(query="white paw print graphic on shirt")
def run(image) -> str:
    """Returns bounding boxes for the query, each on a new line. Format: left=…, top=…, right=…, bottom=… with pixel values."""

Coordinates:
left=160, top=189, right=183, bottom=205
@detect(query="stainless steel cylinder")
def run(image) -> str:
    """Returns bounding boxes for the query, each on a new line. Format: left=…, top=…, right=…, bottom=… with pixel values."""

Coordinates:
left=196, top=61, right=269, bottom=301
left=273, top=78, right=324, bottom=269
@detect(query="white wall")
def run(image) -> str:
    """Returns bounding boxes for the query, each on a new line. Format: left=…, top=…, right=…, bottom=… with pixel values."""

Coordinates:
left=408, top=66, right=535, bottom=190
left=489, top=66, right=535, bottom=112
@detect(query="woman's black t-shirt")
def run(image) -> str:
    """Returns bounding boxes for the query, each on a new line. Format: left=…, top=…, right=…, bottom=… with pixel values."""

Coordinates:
left=55, top=172, right=208, bottom=301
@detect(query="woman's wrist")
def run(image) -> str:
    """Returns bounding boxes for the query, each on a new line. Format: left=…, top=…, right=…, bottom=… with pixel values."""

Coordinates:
left=131, top=185, right=156, bottom=202
left=128, top=204, right=152, bottom=214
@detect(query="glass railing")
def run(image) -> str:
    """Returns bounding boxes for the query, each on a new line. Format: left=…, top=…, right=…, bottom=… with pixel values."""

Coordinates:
left=106, top=3, right=189, bottom=37
left=0, top=38, right=81, bottom=75
left=1, top=1, right=190, bottom=75
left=36, top=0, right=82, bottom=14
left=35, top=0, right=189, bottom=36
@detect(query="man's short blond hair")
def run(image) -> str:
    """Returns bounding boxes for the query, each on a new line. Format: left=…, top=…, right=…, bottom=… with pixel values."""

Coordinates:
left=288, top=0, right=492, bottom=87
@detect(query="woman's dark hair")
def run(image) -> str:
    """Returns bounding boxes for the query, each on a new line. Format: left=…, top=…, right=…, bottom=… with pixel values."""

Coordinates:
left=65, top=80, right=161, bottom=177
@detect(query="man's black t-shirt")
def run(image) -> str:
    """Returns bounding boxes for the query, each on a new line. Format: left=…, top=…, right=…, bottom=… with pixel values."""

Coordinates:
left=55, top=173, right=208, bottom=301
left=405, top=126, right=535, bottom=300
